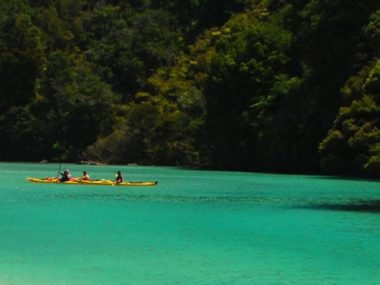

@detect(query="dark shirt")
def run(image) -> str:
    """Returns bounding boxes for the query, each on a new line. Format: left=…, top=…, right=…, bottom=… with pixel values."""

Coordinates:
left=115, top=174, right=123, bottom=183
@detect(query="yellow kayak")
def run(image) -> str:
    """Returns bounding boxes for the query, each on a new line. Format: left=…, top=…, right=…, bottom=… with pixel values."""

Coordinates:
left=26, top=177, right=79, bottom=184
left=116, top=181, right=158, bottom=186
left=78, top=179, right=158, bottom=186
left=76, top=179, right=114, bottom=185
left=26, top=177, right=158, bottom=186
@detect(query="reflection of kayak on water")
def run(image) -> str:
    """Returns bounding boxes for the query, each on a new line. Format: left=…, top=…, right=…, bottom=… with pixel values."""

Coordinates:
left=26, top=177, right=158, bottom=186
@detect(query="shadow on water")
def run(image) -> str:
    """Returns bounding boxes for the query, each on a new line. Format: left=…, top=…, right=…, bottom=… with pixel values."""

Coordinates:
left=309, top=174, right=380, bottom=183
left=298, top=200, right=380, bottom=213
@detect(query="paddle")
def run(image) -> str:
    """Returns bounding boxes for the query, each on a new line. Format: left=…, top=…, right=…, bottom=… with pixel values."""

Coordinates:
left=57, top=162, right=62, bottom=178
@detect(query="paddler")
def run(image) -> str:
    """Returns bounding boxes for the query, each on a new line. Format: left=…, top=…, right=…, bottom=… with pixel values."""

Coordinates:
left=115, top=171, right=123, bottom=184
left=81, top=171, right=90, bottom=180
left=59, top=169, right=72, bottom=182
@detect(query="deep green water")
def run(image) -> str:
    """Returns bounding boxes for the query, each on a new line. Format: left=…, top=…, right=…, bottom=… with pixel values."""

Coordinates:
left=0, top=162, right=379, bottom=285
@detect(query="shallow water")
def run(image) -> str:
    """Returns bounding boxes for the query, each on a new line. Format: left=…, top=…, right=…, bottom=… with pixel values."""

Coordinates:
left=0, top=162, right=379, bottom=285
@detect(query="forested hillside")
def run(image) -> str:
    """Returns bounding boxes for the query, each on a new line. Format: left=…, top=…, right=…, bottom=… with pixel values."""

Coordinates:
left=0, top=0, right=379, bottom=177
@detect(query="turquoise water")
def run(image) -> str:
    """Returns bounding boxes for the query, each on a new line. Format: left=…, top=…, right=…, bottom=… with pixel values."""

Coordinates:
left=0, top=162, right=379, bottom=285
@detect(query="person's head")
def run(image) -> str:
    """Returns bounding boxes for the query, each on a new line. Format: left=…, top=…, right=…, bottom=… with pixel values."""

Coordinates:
left=83, top=171, right=87, bottom=175
left=117, top=171, right=121, bottom=176
left=64, top=169, right=69, bottom=174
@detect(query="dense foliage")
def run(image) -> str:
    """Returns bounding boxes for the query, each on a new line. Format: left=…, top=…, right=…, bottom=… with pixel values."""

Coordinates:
left=0, top=0, right=379, bottom=177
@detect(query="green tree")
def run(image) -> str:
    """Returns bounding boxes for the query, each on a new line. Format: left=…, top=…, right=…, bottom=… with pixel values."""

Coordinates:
left=319, top=60, right=380, bottom=176
left=0, top=1, right=46, bottom=160
left=77, top=4, right=180, bottom=100
left=32, top=50, right=118, bottom=161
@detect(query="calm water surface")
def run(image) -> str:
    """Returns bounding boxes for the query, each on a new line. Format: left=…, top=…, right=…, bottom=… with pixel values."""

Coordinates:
left=0, top=162, right=379, bottom=285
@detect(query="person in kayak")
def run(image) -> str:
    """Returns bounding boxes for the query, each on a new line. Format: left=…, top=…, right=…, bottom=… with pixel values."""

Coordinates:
left=115, top=171, right=123, bottom=183
left=81, top=171, right=90, bottom=180
left=59, top=169, right=72, bottom=182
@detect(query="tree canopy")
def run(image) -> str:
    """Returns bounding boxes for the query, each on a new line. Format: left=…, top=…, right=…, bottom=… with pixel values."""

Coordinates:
left=0, top=0, right=379, bottom=177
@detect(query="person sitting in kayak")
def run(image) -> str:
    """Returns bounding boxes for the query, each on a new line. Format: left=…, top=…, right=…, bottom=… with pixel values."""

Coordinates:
left=115, top=171, right=123, bottom=183
left=81, top=171, right=90, bottom=181
left=59, top=169, right=72, bottom=182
